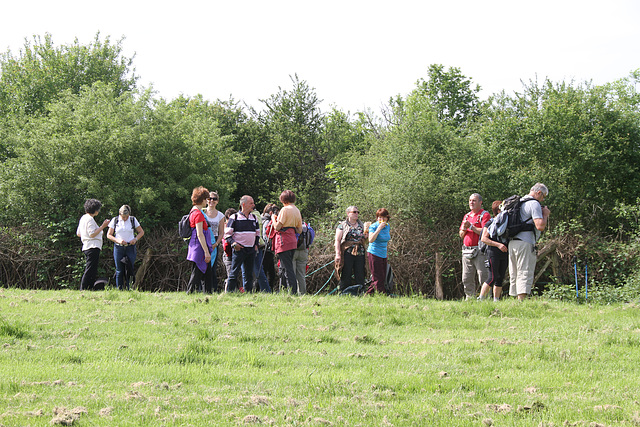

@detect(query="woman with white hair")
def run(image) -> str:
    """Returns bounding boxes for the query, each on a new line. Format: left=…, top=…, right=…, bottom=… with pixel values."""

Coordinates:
left=107, top=204, right=144, bottom=290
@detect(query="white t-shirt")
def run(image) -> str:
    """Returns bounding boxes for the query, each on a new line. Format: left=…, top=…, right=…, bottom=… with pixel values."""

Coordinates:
left=108, top=216, right=141, bottom=243
left=206, top=210, right=225, bottom=238
left=77, top=213, right=103, bottom=251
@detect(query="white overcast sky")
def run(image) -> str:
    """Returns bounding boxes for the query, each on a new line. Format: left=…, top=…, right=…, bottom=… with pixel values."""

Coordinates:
left=2, top=0, right=639, bottom=114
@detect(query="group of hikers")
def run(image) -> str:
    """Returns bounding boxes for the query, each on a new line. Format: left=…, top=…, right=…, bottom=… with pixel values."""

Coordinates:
left=75, top=182, right=549, bottom=299
left=460, top=183, right=550, bottom=301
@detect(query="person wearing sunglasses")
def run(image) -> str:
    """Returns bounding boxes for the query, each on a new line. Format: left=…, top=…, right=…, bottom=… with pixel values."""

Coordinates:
left=203, top=191, right=224, bottom=292
left=334, top=206, right=368, bottom=293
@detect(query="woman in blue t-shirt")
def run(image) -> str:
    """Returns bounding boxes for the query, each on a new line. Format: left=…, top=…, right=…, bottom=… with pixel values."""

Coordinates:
left=366, top=208, right=391, bottom=294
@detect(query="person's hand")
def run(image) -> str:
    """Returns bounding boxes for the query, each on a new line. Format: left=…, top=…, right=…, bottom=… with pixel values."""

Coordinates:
left=130, top=238, right=137, bottom=245
left=102, top=219, right=111, bottom=227
left=463, top=220, right=471, bottom=229
left=379, top=221, right=387, bottom=229
left=542, top=206, right=551, bottom=217
left=499, top=243, right=508, bottom=253
left=119, top=238, right=127, bottom=245
left=205, top=254, right=211, bottom=263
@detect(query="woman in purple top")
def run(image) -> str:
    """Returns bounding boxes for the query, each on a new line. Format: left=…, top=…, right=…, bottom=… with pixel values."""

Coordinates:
left=186, top=186, right=214, bottom=293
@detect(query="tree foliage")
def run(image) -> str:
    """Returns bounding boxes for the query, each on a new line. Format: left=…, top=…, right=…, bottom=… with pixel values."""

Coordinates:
left=0, top=33, right=137, bottom=117
left=0, top=84, right=240, bottom=233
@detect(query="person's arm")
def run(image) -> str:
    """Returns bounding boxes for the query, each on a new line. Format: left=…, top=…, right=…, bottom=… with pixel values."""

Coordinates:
left=369, top=222, right=386, bottom=243
left=195, top=221, right=211, bottom=263
left=334, top=227, right=343, bottom=261
left=215, top=219, right=225, bottom=247
left=132, top=225, right=144, bottom=244
left=481, top=227, right=507, bottom=253
left=106, top=226, right=118, bottom=243
left=534, top=206, right=550, bottom=231
left=89, top=219, right=110, bottom=238
left=459, top=215, right=469, bottom=239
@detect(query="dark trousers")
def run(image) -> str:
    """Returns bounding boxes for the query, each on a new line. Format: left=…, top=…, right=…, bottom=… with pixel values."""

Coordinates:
left=367, top=252, right=387, bottom=294
left=227, top=247, right=256, bottom=292
left=278, top=249, right=298, bottom=293
left=187, top=261, right=214, bottom=294
left=339, top=251, right=365, bottom=291
left=262, top=250, right=278, bottom=289
left=80, top=248, right=101, bottom=291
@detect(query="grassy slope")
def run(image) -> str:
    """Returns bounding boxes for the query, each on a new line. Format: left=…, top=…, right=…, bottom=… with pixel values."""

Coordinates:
left=1, top=288, right=640, bottom=426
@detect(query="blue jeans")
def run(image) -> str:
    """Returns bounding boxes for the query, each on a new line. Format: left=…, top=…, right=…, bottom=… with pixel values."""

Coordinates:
left=242, top=247, right=272, bottom=293
left=227, top=247, right=256, bottom=292
left=114, top=244, right=136, bottom=290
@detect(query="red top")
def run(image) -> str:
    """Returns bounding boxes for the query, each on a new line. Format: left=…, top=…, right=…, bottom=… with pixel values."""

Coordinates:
left=189, top=208, right=208, bottom=230
left=460, top=210, right=490, bottom=247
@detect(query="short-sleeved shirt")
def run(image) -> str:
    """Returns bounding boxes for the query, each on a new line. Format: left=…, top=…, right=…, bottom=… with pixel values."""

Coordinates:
left=203, top=210, right=224, bottom=238
left=277, top=204, right=302, bottom=230
left=514, top=197, right=543, bottom=245
left=367, top=221, right=391, bottom=258
left=77, top=213, right=103, bottom=251
left=460, top=210, right=491, bottom=247
left=108, top=216, right=141, bottom=242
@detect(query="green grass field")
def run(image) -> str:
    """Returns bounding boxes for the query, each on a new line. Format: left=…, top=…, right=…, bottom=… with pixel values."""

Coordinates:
left=1, top=288, right=640, bottom=426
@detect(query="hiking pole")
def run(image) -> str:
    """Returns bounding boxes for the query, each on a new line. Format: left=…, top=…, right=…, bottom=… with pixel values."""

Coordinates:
left=585, top=262, right=588, bottom=301
left=573, top=256, right=578, bottom=299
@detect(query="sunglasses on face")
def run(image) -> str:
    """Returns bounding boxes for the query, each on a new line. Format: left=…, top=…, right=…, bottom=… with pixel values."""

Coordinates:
left=208, top=197, right=218, bottom=201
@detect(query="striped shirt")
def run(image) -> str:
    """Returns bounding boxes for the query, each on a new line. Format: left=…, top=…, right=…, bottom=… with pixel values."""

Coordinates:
left=224, top=211, right=260, bottom=248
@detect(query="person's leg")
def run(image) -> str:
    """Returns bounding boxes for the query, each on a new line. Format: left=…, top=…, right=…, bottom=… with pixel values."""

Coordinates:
left=210, top=246, right=219, bottom=292
left=293, top=248, right=308, bottom=295
left=124, top=244, right=136, bottom=290
left=203, top=262, right=214, bottom=294
left=517, top=242, right=537, bottom=300
left=508, top=243, right=519, bottom=297
left=187, top=261, right=204, bottom=294
left=461, top=255, right=477, bottom=298
left=242, top=248, right=256, bottom=293
left=353, top=254, right=366, bottom=289
left=493, top=253, right=508, bottom=300
left=475, top=252, right=490, bottom=289
left=478, top=253, right=495, bottom=300
left=340, top=250, right=355, bottom=291
left=113, top=245, right=125, bottom=290
left=80, top=248, right=100, bottom=291
left=254, top=248, right=271, bottom=293
left=367, top=253, right=386, bottom=294
left=262, top=251, right=277, bottom=289
left=227, top=249, right=246, bottom=292
left=279, top=250, right=298, bottom=294
left=223, top=253, right=232, bottom=292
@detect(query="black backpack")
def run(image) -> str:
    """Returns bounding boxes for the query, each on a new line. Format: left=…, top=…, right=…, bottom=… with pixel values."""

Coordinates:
left=500, top=195, right=538, bottom=240
left=178, top=211, right=193, bottom=240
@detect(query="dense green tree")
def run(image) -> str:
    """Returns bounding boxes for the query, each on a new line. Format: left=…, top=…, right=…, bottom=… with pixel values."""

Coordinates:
left=413, top=64, right=481, bottom=130
left=0, top=84, right=240, bottom=232
left=476, top=79, right=640, bottom=231
left=0, top=33, right=137, bottom=117
left=257, top=75, right=334, bottom=216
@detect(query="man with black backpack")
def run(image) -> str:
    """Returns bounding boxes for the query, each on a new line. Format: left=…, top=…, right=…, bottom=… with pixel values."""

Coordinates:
left=508, top=183, right=551, bottom=300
